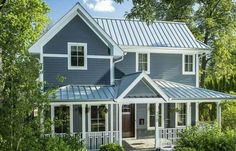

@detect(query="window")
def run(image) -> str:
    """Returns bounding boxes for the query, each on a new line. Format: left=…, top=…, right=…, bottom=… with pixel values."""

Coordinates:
left=68, top=43, right=87, bottom=70
left=54, top=106, right=70, bottom=133
left=91, top=105, right=106, bottom=132
left=176, top=103, right=187, bottom=127
left=148, top=104, right=163, bottom=129
left=136, top=53, right=150, bottom=73
left=183, top=54, right=195, bottom=74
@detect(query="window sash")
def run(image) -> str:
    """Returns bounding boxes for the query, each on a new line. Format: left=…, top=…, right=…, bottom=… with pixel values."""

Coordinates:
left=184, top=55, right=194, bottom=72
left=91, top=105, right=106, bottom=132
left=70, top=45, right=85, bottom=67
left=149, top=104, right=162, bottom=128
left=177, top=103, right=187, bottom=126
left=138, top=53, right=148, bottom=72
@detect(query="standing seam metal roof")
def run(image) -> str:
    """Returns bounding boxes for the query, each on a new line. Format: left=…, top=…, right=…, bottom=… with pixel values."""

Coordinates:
left=94, top=18, right=211, bottom=49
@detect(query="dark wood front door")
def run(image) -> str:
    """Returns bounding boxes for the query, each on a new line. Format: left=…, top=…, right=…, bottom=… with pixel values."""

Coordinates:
left=122, top=104, right=135, bottom=138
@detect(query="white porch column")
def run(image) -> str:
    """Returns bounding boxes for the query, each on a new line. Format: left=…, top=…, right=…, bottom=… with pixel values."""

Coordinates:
left=187, top=102, right=191, bottom=126
left=51, top=105, right=55, bottom=135
left=216, top=102, right=221, bottom=128
left=110, top=104, right=114, bottom=143
left=69, top=105, right=73, bottom=134
left=155, top=103, right=159, bottom=149
left=82, top=104, right=86, bottom=139
left=105, top=104, right=109, bottom=132
left=118, top=104, right=122, bottom=146
left=116, top=104, right=118, bottom=131
left=195, top=102, right=199, bottom=125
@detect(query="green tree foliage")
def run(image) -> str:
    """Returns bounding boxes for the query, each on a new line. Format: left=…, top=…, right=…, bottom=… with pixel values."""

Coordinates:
left=0, top=0, right=51, bottom=150
left=175, top=125, right=236, bottom=151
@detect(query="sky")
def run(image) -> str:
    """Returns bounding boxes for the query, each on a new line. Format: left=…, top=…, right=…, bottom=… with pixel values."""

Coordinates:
left=44, top=0, right=133, bottom=22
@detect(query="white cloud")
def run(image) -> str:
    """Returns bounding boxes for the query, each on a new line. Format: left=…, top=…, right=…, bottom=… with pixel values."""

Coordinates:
left=85, top=0, right=115, bottom=12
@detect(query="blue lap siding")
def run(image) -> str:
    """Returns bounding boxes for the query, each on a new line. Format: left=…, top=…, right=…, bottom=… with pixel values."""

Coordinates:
left=44, top=57, right=110, bottom=86
left=43, top=15, right=110, bottom=56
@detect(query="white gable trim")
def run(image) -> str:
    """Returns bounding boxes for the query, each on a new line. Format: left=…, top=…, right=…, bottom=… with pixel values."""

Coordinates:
left=29, top=3, right=124, bottom=57
left=115, top=72, right=169, bottom=102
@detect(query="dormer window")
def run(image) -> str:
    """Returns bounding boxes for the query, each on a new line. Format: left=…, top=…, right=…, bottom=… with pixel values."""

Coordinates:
left=136, top=53, right=150, bottom=74
left=182, top=54, right=195, bottom=75
left=68, top=43, right=87, bottom=70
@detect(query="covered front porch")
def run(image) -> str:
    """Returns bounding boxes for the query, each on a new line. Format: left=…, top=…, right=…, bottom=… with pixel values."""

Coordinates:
left=47, top=72, right=236, bottom=150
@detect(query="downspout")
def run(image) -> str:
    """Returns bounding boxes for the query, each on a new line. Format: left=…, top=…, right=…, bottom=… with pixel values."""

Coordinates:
left=111, top=52, right=126, bottom=85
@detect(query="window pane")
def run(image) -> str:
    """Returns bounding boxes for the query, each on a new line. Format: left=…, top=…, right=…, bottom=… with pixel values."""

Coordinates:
left=138, top=53, right=148, bottom=72
left=189, top=55, right=193, bottom=63
left=77, top=46, right=84, bottom=56
left=78, top=57, right=84, bottom=66
left=185, top=55, right=189, bottom=62
left=177, top=103, right=186, bottom=126
left=189, top=64, right=193, bottom=72
left=150, top=116, right=155, bottom=127
left=149, top=104, right=162, bottom=127
left=71, top=57, right=78, bottom=66
left=139, top=54, right=143, bottom=62
left=185, top=64, right=189, bottom=72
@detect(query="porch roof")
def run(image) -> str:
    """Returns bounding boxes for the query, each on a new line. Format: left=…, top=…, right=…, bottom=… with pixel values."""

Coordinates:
left=154, top=80, right=236, bottom=100
left=50, top=74, right=236, bottom=102
left=50, top=85, right=116, bottom=102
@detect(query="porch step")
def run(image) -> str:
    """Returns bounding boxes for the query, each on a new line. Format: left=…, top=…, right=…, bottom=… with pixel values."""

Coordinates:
left=122, top=139, right=157, bottom=151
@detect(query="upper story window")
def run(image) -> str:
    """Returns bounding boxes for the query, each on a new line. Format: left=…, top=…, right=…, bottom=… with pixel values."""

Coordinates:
left=176, top=103, right=187, bottom=127
left=68, top=43, right=87, bottom=70
left=136, top=53, right=150, bottom=73
left=182, top=54, right=195, bottom=75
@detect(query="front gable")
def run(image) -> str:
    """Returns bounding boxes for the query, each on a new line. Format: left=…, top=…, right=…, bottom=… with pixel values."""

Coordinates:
left=43, top=15, right=110, bottom=56
left=125, top=78, right=161, bottom=98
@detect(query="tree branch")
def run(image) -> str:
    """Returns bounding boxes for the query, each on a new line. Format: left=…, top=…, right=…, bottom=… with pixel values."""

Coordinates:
left=0, top=0, right=7, bottom=11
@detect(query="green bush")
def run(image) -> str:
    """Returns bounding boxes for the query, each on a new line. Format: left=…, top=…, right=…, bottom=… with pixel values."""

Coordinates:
left=175, top=125, right=236, bottom=151
left=100, top=143, right=124, bottom=151
left=41, top=135, right=86, bottom=151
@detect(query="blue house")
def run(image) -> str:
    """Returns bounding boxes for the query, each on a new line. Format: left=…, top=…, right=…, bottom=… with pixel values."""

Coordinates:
left=29, top=3, right=236, bottom=150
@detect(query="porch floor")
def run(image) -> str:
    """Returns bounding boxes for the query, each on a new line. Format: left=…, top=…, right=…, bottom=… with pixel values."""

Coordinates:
left=122, top=138, right=156, bottom=151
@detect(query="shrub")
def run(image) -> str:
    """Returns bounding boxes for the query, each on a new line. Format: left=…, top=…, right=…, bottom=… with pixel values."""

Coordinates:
left=175, top=125, right=236, bottom=151
left=175, top=147, right=196, bottom=151
left=100, top=143, right=124, bottom=151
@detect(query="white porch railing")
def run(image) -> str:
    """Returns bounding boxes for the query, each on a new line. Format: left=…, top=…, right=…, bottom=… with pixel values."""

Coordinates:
left=83, top=131, right=120, bottom=150
left=158, top=127, right=185, bottom=147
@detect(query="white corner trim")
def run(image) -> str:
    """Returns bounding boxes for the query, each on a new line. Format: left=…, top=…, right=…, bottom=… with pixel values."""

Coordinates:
left=182, top=54, right=196, bottom=75
left=135, top=52, right=150, bottom=74
left=196, top=54, right=199, bottom=87
left=147, top=103, right=164, bottom=130
left=67, top=42, right=88, bottom=70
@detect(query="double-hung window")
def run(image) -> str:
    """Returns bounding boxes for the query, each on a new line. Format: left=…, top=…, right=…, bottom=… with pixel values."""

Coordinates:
left=137, top=53, right=150, bottom=73
left=176, top=103, right=187, bottom=127
left=148, top=103, right=163, bottom=129
left=68, top=43, right=87, bottom=70
left=91, top=105, right=106, bottom=132
left=183, top=54, right=195, bottom=74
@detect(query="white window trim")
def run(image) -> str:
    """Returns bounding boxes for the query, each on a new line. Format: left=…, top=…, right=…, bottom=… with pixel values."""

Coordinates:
left=182, top=54, right=195, bottom=75
left=136, top=52, right=150, bottom=74
left=68, top=42, right=87, bottom=70
left=147, top=103, right=164, bottom=130
left=175, top=103, right=187, bottom=128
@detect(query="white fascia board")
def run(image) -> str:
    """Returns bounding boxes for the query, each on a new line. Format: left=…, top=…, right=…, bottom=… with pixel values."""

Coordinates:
left=120, top=46, right=211, bottom=54
left=29, top=3, right=124, bottom=57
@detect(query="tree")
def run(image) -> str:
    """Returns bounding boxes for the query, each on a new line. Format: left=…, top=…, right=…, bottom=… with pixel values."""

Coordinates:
left=0, top=0, right=50, bottom=150
left=115, top=0, right=236, bottom=87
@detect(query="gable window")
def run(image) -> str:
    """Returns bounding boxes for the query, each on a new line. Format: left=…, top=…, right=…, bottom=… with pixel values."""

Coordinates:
left=68, top=43, right=87, bottom=70
left=136, top=53, right=150, bottom=73
left=148, top=103, right=163, bottom=129
left=183, top=54, right=195, bottom=74
left=90, top=105, right=106, bottom=132
left=176, top=103, right=187, bottom=127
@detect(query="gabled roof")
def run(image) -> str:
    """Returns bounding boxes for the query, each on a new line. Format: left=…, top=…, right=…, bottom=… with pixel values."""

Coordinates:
left=94, top=18, right=211, bottom=50
left=115, top=72, right=169, bottom=101
left=155, top=80, right=236, bottom=100
left=29, top=3, right=124, bottom=56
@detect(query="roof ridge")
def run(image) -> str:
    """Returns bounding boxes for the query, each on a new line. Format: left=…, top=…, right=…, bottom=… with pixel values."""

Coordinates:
left=93, top=17, right=186, bottom=25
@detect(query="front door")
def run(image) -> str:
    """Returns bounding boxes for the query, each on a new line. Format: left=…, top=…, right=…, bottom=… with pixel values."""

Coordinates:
left=122, top=104, right=135, bottom=138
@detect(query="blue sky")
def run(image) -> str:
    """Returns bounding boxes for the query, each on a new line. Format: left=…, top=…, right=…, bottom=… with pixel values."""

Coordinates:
left=44, top=0, right=133, bottom=22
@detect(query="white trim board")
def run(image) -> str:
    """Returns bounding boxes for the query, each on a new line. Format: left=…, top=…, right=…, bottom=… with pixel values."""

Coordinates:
left=43, top=54, right=113, bottom=59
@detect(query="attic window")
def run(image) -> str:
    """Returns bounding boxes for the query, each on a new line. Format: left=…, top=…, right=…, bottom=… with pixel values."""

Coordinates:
left=68, top=43, right=87, bottom=70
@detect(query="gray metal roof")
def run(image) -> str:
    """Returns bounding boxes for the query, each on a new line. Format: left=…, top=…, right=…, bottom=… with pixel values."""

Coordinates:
left=94, top=18, right=210, bottom=49
left=50, top=75, right=236, bottom=102
left=51, top=85, right=116, bottom=101
left=155, top=80, right=236, bottom=100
